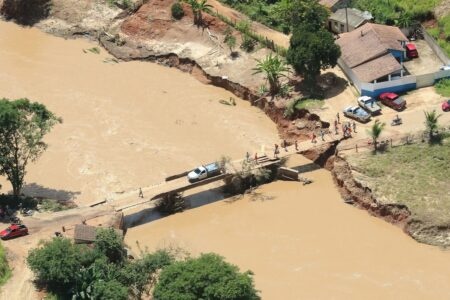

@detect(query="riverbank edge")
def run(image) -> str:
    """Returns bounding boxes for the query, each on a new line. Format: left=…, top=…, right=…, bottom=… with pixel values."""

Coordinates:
left=1, top=8, right=446, bottom=247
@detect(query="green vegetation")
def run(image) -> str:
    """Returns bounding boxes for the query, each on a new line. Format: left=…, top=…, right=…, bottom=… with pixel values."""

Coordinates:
left=0, top=98, right=61, bottom=199
left=28, top=228, right=260, bottom=299
left=424, top=110, right=442, bottom=142
left=224, top=27, right=238, bottom=55
left=0, top=243, right=11, bottom=286
left=153, top=253, right=260, bottom=300
left=39, top=199, right=73, bottom=212
left=286, top=1, right=340, bottom=92
left=351, top=0, right=438, bottom=24
left=185, top=0, right=213, bottom=26
left=348, top=136, right=450, bottom=225
left=352, top=0, right=450, bottom=56
left=171, top=2, right=185, bottom=20
left=435, top=78, right=450, bottom=97
left=27, top=228, right=174, bottom=299
left=107, top=0, right=133, bottom=9
left=287, top=24, right=340, bottom=92
left=253, top=53, right=289, bottom=95
left=367, top=119, right=386, bottom=152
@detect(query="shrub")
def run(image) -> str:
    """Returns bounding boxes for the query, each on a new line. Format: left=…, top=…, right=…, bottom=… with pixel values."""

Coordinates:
left=94, top=228, right=126, bottom=264
left=153, top=253, right=260, bottom=300
left=27, top=238, right=90, bottom=289
left=0, top=243, right=11, bottom=286
left=171, top=2, right=185, bottom=20
left=241, top=35, right=257, bottom=52
left=435, top=78, right=450, bottom=97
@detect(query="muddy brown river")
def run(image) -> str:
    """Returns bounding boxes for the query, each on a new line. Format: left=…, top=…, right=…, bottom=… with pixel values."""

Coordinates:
left=1, top=20, right=450, bottom=299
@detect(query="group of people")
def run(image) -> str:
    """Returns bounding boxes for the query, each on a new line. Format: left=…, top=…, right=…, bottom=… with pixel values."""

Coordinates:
left=334, top=113, right=357, bottom=138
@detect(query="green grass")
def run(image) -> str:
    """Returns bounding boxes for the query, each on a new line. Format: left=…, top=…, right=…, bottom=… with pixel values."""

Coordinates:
left=435, top=78, right=450, bottom=97
left=39, top=199, right=73, bottom=212
left=348, top=137, right=450, bottom=225
left=294, top=98, right=324, bottom=110
left=0, top=243, right=11, bottom=286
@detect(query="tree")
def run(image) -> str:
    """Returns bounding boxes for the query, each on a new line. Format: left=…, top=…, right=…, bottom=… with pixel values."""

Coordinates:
left=367, top=119, right=386, bottom=152
left=273, top=0, right=329, bottom=32
left=94, top=228, right=126, bottom=264
left=424, top=110, right=442, bottom=142
left=186, top=0, right=212, bottom=26
left=27, top=238, right=88, bottom=288
left=0, top=98, right=61, bottom=198
left=287, top=24, right=340, bottom=92
left=153, top=253, right=260, bottom=300
left=253, top=54, right=290, bottom=95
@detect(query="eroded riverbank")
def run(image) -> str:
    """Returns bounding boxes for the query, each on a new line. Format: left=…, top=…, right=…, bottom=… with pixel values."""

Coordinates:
left=126, top=155, right=450, bottom=299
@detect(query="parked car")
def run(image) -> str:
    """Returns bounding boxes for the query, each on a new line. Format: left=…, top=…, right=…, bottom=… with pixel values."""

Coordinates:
left=442, top=99, right=450, bottom=112
left=379, top=92, right=406, bottom=111
left=187, top=162, right=222, bottom=182
left=343, top=106, right=371, bottom=123
left=405, top=43, right=418, bottom=59
left=0, top=224, right=28, bottom=240
left=439, top=65, right=450, bottom=71
left=357, top=96, right=381, bottom=115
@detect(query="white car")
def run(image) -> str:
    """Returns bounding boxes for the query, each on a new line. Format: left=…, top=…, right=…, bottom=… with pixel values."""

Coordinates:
left=440, top=65, right=450, bottom=71
left=357, top=96, right=381, bottom=115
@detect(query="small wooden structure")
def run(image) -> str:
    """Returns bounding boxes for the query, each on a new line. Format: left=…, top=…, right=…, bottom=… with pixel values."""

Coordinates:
left=74, top=224, right=97, bottom=244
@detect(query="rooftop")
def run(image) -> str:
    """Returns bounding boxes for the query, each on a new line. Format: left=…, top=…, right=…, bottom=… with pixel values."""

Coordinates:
left=330, top=8, right=372, bottom=28
left=74, top=224, right=97, bottom=243
left=336, top=23, right=408, bottom=82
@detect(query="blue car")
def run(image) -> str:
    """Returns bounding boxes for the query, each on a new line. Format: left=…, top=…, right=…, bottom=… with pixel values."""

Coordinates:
left=343, top=106, right=371, bottom=123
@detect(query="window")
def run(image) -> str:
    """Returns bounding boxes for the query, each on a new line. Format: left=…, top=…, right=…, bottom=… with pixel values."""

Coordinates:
left=340, top=24, right=345, bottom=32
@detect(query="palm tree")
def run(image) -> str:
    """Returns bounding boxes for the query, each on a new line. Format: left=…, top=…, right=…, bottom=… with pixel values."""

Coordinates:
left=252, top=54, right=290, bottom=95
left=368, top=119, right=385, bottom=152
left=424, top=110, right=442, bottom=142
left=187, top=0, right=212, bottom=26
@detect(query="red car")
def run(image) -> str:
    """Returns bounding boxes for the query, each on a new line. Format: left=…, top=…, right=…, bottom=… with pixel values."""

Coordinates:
left=379, top=92, right=406, bottom=111
left=405, top=43, right=418, bottom=59
left=0, top=224, right=28, bottom=240
left=442, top=99, right=450, bottom=112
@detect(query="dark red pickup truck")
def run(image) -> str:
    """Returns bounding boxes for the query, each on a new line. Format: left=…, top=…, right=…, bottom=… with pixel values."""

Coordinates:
left=379, top=92, right=406, bottom=111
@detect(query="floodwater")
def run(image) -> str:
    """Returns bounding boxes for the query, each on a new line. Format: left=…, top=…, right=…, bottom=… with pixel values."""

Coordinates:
left=126, top=156, right=450, bottom=300
left=0, top=20, right=278, bottom=204
left=2, top=20, right=450, bottom=300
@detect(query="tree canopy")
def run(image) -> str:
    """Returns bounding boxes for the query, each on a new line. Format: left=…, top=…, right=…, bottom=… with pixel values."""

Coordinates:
left=153, top=253, right=260, bottom=300
left=287, top=23, right=340, bottom=91
left=0, top=98, right=61, bottom=198
left=27, top=229, right=174, bottom=299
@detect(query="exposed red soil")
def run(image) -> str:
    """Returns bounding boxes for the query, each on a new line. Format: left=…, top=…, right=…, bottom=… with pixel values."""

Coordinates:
left=121, top=0, right=228, bottom=39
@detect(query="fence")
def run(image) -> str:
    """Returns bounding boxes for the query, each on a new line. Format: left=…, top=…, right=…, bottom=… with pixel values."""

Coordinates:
left=213, top=11, right=288, bottom=57
left=337, top=127, right=450, bottom=153
left=422, top=25, right=450, bottom=66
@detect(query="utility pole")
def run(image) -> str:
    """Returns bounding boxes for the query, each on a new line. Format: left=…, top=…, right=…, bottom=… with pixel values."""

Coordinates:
left=345, top=0, right=349, bottom=32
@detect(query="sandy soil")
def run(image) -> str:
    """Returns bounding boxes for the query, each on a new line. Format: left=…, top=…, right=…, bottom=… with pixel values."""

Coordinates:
left=126, top=155, right=450, bottom=300
left=0, top=20, right=278, bottom=205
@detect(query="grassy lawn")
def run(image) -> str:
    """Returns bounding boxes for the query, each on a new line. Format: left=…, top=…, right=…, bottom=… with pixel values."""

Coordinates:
left=0, top=243, right=11, bottom=286
left=435, top=78, right=450, bottom=97
left=294, top=98, right=324, bottom=110
left=347, top=137, right=450, bottom=225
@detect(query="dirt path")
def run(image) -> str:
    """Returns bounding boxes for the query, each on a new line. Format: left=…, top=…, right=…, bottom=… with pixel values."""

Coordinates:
left=208, top=0, right=290, bottom=48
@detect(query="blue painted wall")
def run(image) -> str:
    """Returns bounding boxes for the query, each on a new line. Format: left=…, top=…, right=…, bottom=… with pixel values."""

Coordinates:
left=361, top=83, right=416, bottom=98
left=388, top=49, right=404, bottom=60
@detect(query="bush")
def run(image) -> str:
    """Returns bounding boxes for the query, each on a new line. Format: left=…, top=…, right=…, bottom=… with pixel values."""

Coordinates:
left=27, top=238, right=90, bottom=289
left=0, top=243, right=11, bottom=286
left=435, top=78, right=450, bottom=97
left=171, top=2, right=185, bottom=20
left=153, top=253, right=260, bottom=300
left=94, top=228, right=126, bottom=264
left=241, top=35, right=257, bottom=52
left=92, top=280, right=128, bottom=300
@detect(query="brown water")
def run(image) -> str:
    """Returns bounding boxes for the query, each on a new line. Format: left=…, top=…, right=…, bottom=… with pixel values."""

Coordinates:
left=127, top=156, right=450, bottom=300
left=2, top=20, right=450, bottom=300
left=0, top=21, right=278, bottom=204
